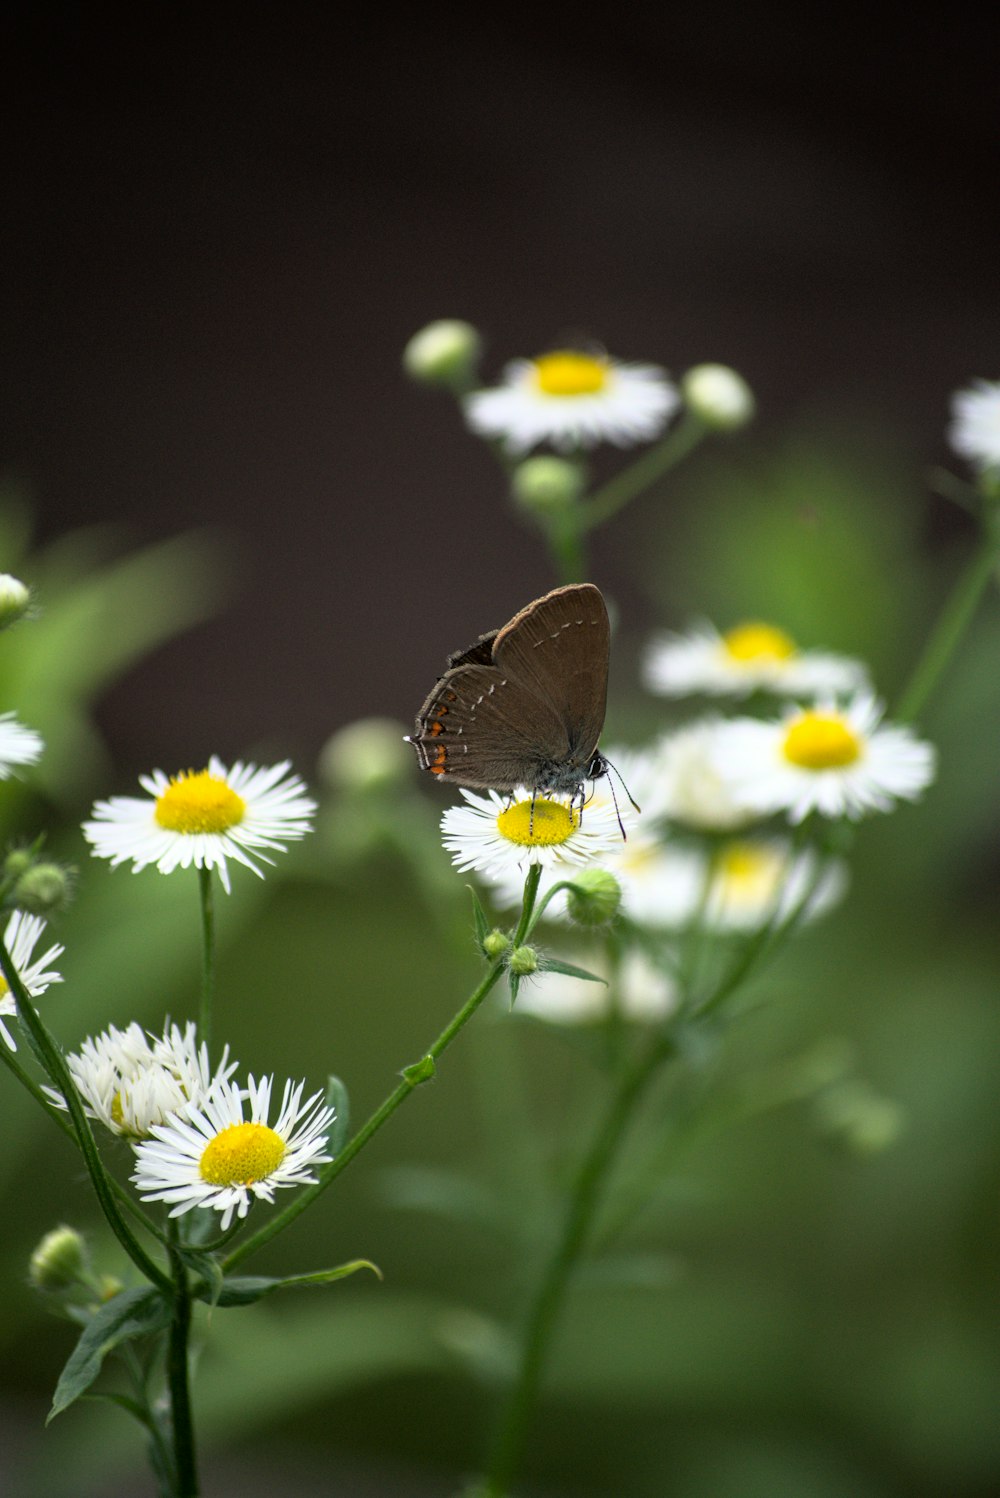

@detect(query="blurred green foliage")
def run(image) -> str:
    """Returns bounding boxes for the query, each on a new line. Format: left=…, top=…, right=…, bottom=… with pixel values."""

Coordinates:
left=3, top=428, right=1000, bottom=1498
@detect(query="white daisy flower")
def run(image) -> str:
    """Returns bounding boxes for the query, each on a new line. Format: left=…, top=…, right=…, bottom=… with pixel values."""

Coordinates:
left=516, top=947, right=677, bottom=1026
left=644, top=620, right=868, bottom=699
left=50, top=1019, right=237, bottom=1139
left=132, top=1074, right=334, bottom=1230
left=709, top=695, right=936, bottom=822
left=651, top=719, right=757, bottom=830
left=0, top=911, right=64, bottom=1051
left=441, top=786, right=624, bottom=883
left=83, top=757, right=316, bottom=894
left=0, top=712, right=44, bottom=778
left=703, top=838, right=847, bottom=931
left=464, top=349, right=678, bottom=455
left=948, top=379, right=1000, bottom=470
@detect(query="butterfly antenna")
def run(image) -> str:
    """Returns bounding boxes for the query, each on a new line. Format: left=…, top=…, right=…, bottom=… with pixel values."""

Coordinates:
left=601, top=755, right=641, bottom=841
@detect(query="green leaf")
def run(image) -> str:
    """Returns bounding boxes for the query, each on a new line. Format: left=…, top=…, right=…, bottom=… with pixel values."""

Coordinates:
left=208, top=1260, right=381, bottom=1307
left=467, top=884, right=490, bottom=951
left=48, top=1287, right=172, bottom=1423
left=325, top=1074, right=351, bottom=1156
left=536, top=957, right=608, bottom=984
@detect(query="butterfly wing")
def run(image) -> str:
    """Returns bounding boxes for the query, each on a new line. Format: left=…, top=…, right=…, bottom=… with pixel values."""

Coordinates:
left=410, top=660, right=570, bottom=791
left=491, top=584, right=609, bottom=765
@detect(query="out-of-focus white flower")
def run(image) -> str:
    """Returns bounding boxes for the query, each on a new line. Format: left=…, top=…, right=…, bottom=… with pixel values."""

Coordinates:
left=709, top=696, right=936, bottom=822
left=644, top=620, right=868, bottom=700
left=465, top=349, right=678, bottom=454
left=948, top=379, right=1000, bottom=470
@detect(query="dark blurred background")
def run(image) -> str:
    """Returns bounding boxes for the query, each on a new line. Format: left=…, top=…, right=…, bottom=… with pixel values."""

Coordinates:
left=3, top=6, right=998, bottom=770
left=3, top=8, right=1000, bottom=1497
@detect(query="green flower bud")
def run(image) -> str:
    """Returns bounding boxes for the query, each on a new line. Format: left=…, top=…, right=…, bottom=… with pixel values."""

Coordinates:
left=3, top=847, right=35, bottom=883
left=29, top=1226, right=89, bottom=1293
left=319, top=718, right=413, bottom=794
left=681, top=364, right=755, bottom=431
left=0, top=574, right=31, bottom=629
left=565, top=867, right=622, bottom=927
left=97, top=1274, right=125, bottom=1302
left=13, top=862, right=74, bottom=916
left=508, top=945, right=539, bottom=977
left=483, top=928, right=511, bottom=960
left=403, top=320, right=482, bottom=389
left=510, top=456, right=585, bottom=518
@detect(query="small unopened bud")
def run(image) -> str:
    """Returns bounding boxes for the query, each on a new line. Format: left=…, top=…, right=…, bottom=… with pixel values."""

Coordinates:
left=29, top=1226, right=88, bottom=1293
left=508, top=945, right=539, bottom=977
left=3, top=847, right=35, bottom=883
left=565, top=867, right=622, bottom=927
left=13, top=862, right=73, bottom=916
left=483, top=928, right=511, bottom=960
left=510, top=456, right=585, bottom=517
left=96, top=1273, right=125, bottom=1302
left=403, top=320, right=482, bottom=390
left=0, top=574, right=31, bottom=629
left=320, top=718, right=412, bottom=795
left=682, top=364, right=755, bottom=431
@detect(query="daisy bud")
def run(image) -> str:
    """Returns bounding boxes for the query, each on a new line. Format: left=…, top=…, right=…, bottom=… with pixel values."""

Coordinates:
left=3, top=846, right=35, bottom=882
left=29, top=1225, right=89, bottom=1293
left=320, top=718, right=412, bottom=794
left=13, top=861, right=74, bottom=916
left=403, top=319, right=482, bottom=390
left=565, top=867, right=622, bottom=927
left=483, top=928, right=511, bottom=960
left=510, top=455, right=585, bottom=517
left=508, top=944, right=539, bottom=977
left=681, top=364, right=755, bottom=431
left=0, top=574, right=31, bottom=629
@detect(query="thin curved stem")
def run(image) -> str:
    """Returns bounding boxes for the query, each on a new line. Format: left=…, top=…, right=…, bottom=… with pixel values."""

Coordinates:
left=579, top=413, right=707, bottom=532
left=482, top=1034, right=672, bottom=1497
left=894, top=531, right=1000, bottom=723
left=223, top=867, right=541, bottom=1272
left=197, top=867, right=215, bottom=1052
left=0, top=938, right=171, bottom=1291
left=167, top=1233, right=198, bottom=1496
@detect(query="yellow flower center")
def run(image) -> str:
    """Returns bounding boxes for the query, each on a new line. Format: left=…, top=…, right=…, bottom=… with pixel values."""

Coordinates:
left=782, top=711, right=862, bottom=770
left=496, top=797, right=579, bottom=847
left=0, top=976, right=8, bottom=999
left=722, top=621, right=797, bottom=664
left=155, top=770, right=246, bottom=834
left=200, top=1121, right=287, bottom=1186
left=533, top=351, right=609, bottom=397
left=715, top=841, right=783, bottom=906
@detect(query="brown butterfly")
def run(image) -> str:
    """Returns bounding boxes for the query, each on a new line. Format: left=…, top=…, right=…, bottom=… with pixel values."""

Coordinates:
left=408, top=584, right=610, bottom=801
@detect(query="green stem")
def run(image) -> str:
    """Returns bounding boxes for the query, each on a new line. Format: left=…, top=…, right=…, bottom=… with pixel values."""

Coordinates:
left=579, top=413, right=707, bottom=533
left=894, top=529, right=999, bottom=723
left=167, top=1235, right=198, bottom=1497
left=223, top=868, right=541, bottom=1273
left=197, top=867, right=215, bottom=1052
left=482, top=1035, right=671, bottom=1497
left=544, top=512, right=588, bottom=586
left=0, top=938, right=170, bottom=1291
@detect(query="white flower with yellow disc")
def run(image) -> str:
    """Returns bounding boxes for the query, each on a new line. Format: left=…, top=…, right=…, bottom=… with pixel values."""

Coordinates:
left=644, top=620, right=867, bottom=699
left=131, top=1073, right=334, bottom=1230
left=709, top=696, right=935, bottom=822
left=441, top=787, right=624, bottom=882
left=83, top=758, right=316, bottom=893
left=464, top=349, right=678, bottom=454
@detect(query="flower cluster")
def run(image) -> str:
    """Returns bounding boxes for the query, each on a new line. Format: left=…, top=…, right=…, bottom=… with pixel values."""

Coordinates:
left=440, top=611, right=935, bottom=1028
